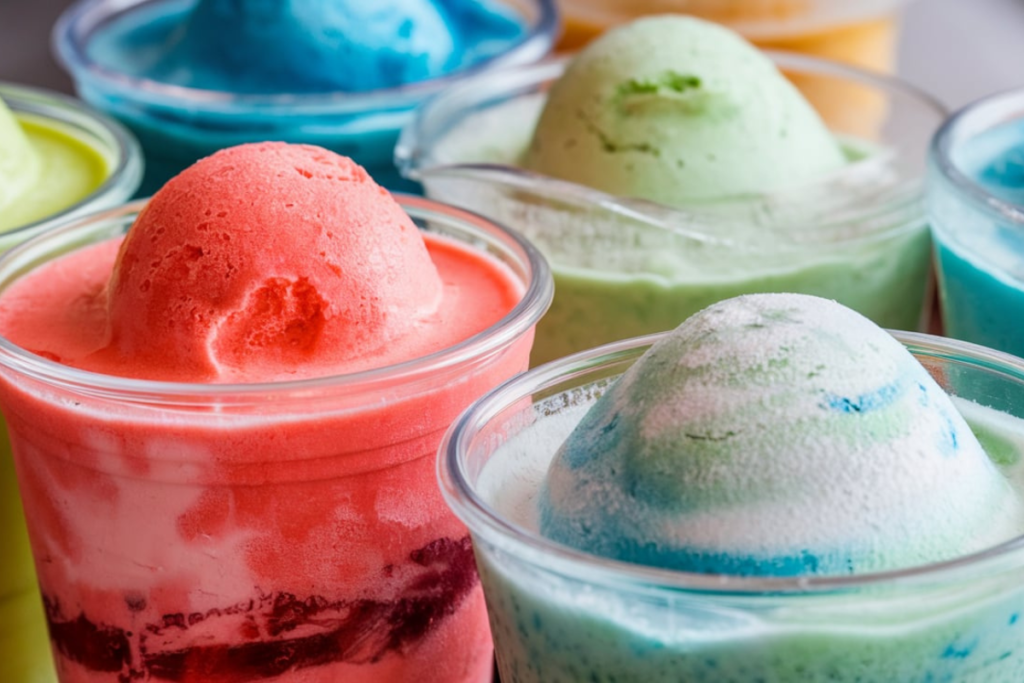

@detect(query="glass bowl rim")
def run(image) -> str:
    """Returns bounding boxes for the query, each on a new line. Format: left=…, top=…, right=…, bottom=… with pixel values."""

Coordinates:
left=930, top=86, right=1024, bottom=230
left=0, top=195, right=553, bottom=401
left=397, top=51, right=948, bottom=244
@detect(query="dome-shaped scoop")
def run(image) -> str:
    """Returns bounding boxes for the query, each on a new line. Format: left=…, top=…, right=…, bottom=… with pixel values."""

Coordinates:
left=524, top=16, right=846, bottom=207
left=151, top=0, right=459, bottom=93
left=106, top=142, right=443, bottom=381
left=541, top=293, right=1024, bottom=576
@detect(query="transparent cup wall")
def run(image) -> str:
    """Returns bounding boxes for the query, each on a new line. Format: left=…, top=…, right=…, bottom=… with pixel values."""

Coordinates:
left=54, top=0, right=559, bottom=195
left=441, top=331, right=1024, bottom=683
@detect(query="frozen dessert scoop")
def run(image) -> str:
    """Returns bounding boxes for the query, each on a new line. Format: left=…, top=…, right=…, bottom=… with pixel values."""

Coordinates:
left=150, top=0, right=458, bottom=93
left=523, top=16, right=847, bottom=207
left=540, top=293, right=1024, bottom=576
left=105, top=0, right=526, bottom=95
left=3, top=143, right=532, bottom=386
left=58, top=0, right=546, bottom=197
left=104, top=143, right=442, bottom=380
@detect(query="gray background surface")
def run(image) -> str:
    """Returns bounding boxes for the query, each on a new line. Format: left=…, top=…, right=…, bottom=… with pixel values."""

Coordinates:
left=1, top=0, right=1022, bottom=110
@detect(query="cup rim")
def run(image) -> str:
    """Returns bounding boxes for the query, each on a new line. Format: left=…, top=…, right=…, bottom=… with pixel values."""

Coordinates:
left=440, top=328, right=1024, bottom=596
left=0, top=80, right=143, bottom=239
left=0, top=195, right=553, bottom=401
left=930, top=86, right=1024, bottom=229
left=398, top=51, right=947, bottom=245
left=52, top=0, right=561, bottom=113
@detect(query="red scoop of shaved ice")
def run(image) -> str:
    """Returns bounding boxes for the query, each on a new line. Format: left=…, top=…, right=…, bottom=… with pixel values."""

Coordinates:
left=105, top=143, right=443, bottom=380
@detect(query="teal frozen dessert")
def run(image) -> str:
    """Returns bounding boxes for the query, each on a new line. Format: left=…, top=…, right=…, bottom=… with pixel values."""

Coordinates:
left=441, top=294, right=1024, bottom=682
left=56, top=0, right=558, bottom=193
left=930, top=88, right=1024, bottom=359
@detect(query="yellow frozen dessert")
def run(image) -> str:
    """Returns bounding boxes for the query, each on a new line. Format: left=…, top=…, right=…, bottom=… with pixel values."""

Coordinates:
left=0, top=96, right=109, bottom=233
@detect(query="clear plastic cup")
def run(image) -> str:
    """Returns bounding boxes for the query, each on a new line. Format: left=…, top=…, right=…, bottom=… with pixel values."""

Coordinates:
left=0, top=81, right=141, bottom=683
left=556, top=0, right=911, bottom=72
left=440, top=330, right=1024, bottom=682
left=0, top=197, right=552, bottom=683
left=397, top=55, right=945, bottom=366
left=53, top=0, right=559, bottom=196
left=929, top=88, right=1024, bottom=359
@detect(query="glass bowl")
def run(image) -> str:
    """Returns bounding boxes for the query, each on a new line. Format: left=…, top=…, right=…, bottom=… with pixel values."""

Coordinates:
left=398, top=54, right=946, bottom=365
left=442, top=329, right=1024, bottom=682
left=54, top=0, right=560, bottom=195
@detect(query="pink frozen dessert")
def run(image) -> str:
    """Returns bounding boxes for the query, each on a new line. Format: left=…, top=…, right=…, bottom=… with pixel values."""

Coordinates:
left=0, top=142, right=548, bottom=682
